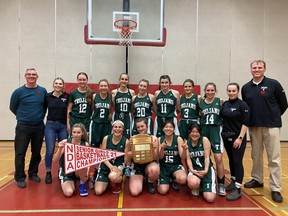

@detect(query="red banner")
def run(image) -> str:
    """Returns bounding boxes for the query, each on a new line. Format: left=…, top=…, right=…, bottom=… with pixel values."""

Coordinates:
left=64, top=143, right=125, bottom=174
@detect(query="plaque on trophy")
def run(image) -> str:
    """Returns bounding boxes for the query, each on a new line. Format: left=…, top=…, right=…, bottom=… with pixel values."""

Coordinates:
left=132, top=134, right=153, bottom=164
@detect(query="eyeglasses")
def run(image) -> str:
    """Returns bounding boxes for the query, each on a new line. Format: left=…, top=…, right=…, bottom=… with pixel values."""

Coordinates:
left=25, top=68, right=37, bottom=77
left=25, top=73, right=38, bottom=77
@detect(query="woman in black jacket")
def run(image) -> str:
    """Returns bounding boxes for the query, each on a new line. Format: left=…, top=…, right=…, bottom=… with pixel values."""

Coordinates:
left=221, top=82, right=250, bottom=201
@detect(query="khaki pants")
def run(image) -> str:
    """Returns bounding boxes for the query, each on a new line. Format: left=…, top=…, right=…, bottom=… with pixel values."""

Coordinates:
left=249, top=127, right=282, bottom=192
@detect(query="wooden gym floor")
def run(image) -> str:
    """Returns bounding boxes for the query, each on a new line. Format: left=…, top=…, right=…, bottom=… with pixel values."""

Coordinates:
left=0, top=141, right=287, bottom=216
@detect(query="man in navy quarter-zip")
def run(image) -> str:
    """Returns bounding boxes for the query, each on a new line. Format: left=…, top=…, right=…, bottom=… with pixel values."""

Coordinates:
left=241, top=60, right=288, bottom=203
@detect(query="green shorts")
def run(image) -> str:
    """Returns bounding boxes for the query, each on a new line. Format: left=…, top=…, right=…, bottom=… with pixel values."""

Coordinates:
left=89, top=121, right=112, bottom=147
left=70, top=116, right=91, bottom=133
left=58, top=166, right=78, bottom=183
left=159, top=164, right=185, bottom=185
left=96, top=164, right=124, bottom=183
left=130, top=160, right=158, bottom=176
left=154, top=117, right=180, bottom=137
left=201, top=125, right=224, bottom=154
left=179, top=118, right=199, bottom=140
left=130, top=162, right=148, bottom=176
left=188, top=166, right=216, bottom=193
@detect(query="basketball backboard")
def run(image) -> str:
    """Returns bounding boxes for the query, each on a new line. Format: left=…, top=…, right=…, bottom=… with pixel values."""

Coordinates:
left=85, top=0, right=166, bottom=46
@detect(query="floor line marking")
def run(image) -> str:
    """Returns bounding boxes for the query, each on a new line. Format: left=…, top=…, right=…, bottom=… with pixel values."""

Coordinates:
left=262, top=197, right=278, bottom=207
left=116, top=176, right=125, bottom=216
left=0, top=176, right=8, bottom=181
left=0, top=207, right=264, bottom=213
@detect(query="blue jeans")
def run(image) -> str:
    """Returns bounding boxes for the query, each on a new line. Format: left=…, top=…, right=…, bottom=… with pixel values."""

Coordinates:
left=14, top=123, right=45, bottom=181
left=44, top=121, right=68, bottom=170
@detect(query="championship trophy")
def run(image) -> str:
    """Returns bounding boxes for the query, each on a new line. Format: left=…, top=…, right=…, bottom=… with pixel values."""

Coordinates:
left=132, top=134, right=153, bottom=164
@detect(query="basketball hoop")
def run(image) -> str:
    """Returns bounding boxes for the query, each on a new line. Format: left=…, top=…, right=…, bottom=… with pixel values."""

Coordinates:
left=114, top=19, right=137, bottom=46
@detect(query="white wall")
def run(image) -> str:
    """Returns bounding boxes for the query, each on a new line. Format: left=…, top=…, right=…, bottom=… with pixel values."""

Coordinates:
left=1, top=0, right=288, bottom=140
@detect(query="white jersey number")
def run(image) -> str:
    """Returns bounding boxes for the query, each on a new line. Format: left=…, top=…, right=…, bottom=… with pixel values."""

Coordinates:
left=79, top=104, right=87, bottom=114
left=205, top=114, right=214, bottom=125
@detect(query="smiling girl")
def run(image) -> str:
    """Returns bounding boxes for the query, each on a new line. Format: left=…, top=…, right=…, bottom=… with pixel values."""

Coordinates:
left=44, top=77, right=69, bottom=184
left=199, top=82, right=225, bottom=196
left=53, top=123, right=90, bottom=197
left=67, top=72, right=94, bottom=134
left=186, top=123, right=216, bottom=203
left=157, top=121, right=187, bottom=195
left=154, top=75, right=180, bottom=137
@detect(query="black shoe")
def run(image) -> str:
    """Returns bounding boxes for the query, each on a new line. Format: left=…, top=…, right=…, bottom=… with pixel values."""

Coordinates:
left=225, top=180, right=236, bottom=192
left=244, top=179, right=263, bottom=188
left=29, top=175, right=41, bottom=182
left=172, top=180, right=180, bottom=191
left=17, top=181, right=27, bottom=188
left=226, top=188, right=241, bottom=201
left=45, top=171, right=52, bottom=184
left=271, top=191, right=283, bottom=203
left=147, top=182, right=156, bottom=194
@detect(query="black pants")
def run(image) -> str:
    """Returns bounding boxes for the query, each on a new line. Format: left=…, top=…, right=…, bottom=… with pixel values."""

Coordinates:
left=223, top=137, right=247, bottom=184
left=14, top=123, right=45, bottom=181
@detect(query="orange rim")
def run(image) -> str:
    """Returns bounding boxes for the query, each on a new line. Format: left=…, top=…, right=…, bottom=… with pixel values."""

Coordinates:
left=114, top=19, right=137, bottom=31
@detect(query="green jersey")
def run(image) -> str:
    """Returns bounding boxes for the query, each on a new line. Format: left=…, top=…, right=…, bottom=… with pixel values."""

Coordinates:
left=91, top=93, right=112, bottom=123
left=180, top=94, right=199, bottom=119
left=159, top=135, right=181, bottom=165
left=69, top=89, right=92, bottom=119
left=114, top=89, right=132, bottom=114
left=156, top=90, right=177, bottom=118
left=100, top=134, right=126, bottom=168
left=199, top=97, right=222, bottom=126
left=187, top=137, right=212, bottom=171
left=133, top=94, right=152, bottom=118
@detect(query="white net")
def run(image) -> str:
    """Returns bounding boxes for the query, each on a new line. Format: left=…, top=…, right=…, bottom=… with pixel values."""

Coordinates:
left=114, top=19, right=137, bottom=46
left=116, top=29, right=134, bottom=46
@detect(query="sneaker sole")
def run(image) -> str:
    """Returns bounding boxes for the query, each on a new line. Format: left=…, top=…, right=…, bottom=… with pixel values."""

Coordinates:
left=244, top=185, right=263, bottom=188
left=218, top=192, right=226, bottom=196
left=17, top=183, right=27, bottom=188
left=29, top=177, right=41, bottom=182
left=80, top=193, right=88, bottom=196
left=226, top=195, right=241, bottom=201
left=191, top=192, right=200, bottom=196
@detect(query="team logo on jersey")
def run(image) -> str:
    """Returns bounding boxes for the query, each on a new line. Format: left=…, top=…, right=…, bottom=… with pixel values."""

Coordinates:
left=119, top=113, right=124, bottom=120
left=230, top=108, right=236, bottom=112
left=260, top=86, right=267, bottom=95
